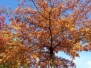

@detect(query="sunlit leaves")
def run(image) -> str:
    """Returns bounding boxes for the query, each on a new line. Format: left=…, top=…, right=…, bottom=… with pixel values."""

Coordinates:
left=1, top=0, right=91, bottom=68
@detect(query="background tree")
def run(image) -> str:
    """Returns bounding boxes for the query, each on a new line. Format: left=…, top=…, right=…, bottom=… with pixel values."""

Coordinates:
left=0, top=13, right=31, bottom=67
left=1, top=0, right=91, bottom=68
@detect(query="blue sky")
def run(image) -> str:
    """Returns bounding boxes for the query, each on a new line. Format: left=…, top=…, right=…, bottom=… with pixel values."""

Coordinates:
left=0, top=0, right=19, bottom=9
left=0, top=0, right=91, bottom=68
left=57, top=51, right=91, bottom=68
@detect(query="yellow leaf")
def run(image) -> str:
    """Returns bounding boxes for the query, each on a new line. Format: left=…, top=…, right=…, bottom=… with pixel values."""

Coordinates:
left=0, top=59, right=2, bottom=62
left=31, top=53, right=39, bottom=59
left=70, top=27, right=76, bottom=31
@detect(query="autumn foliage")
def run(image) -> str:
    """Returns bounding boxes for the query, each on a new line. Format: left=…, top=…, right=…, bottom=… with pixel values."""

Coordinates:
left=0, top=0, right=91, bottom=68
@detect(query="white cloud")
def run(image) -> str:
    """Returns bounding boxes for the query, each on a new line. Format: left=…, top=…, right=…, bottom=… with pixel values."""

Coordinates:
left=58, top=51, right=91, bottom=68
left=73, top=52, right=91, bottom=68
left=87, top=61, right=91, bottom=68
left=87, top=61, right=91, bottom=65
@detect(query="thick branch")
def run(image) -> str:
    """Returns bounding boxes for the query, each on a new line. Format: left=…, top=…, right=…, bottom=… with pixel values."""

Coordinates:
left=73, top=0, right=89, bottom=23
left=23, top=17, right=49, bottom=28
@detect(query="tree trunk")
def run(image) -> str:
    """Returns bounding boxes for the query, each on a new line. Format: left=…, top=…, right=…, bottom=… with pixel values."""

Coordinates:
left=50, top=47, right=54, bottom=68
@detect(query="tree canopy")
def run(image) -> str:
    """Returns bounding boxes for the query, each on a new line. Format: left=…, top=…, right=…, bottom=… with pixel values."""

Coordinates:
left=0, top=0, right=91, bottom=68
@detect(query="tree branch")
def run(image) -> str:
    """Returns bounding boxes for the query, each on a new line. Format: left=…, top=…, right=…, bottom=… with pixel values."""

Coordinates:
left=31, top=0, right=48, bottom=20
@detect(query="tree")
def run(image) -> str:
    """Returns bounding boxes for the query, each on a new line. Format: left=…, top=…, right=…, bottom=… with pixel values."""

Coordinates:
left=1, top=0, right=91, bottom=68
left=0, top=15, right=30, bottom=68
